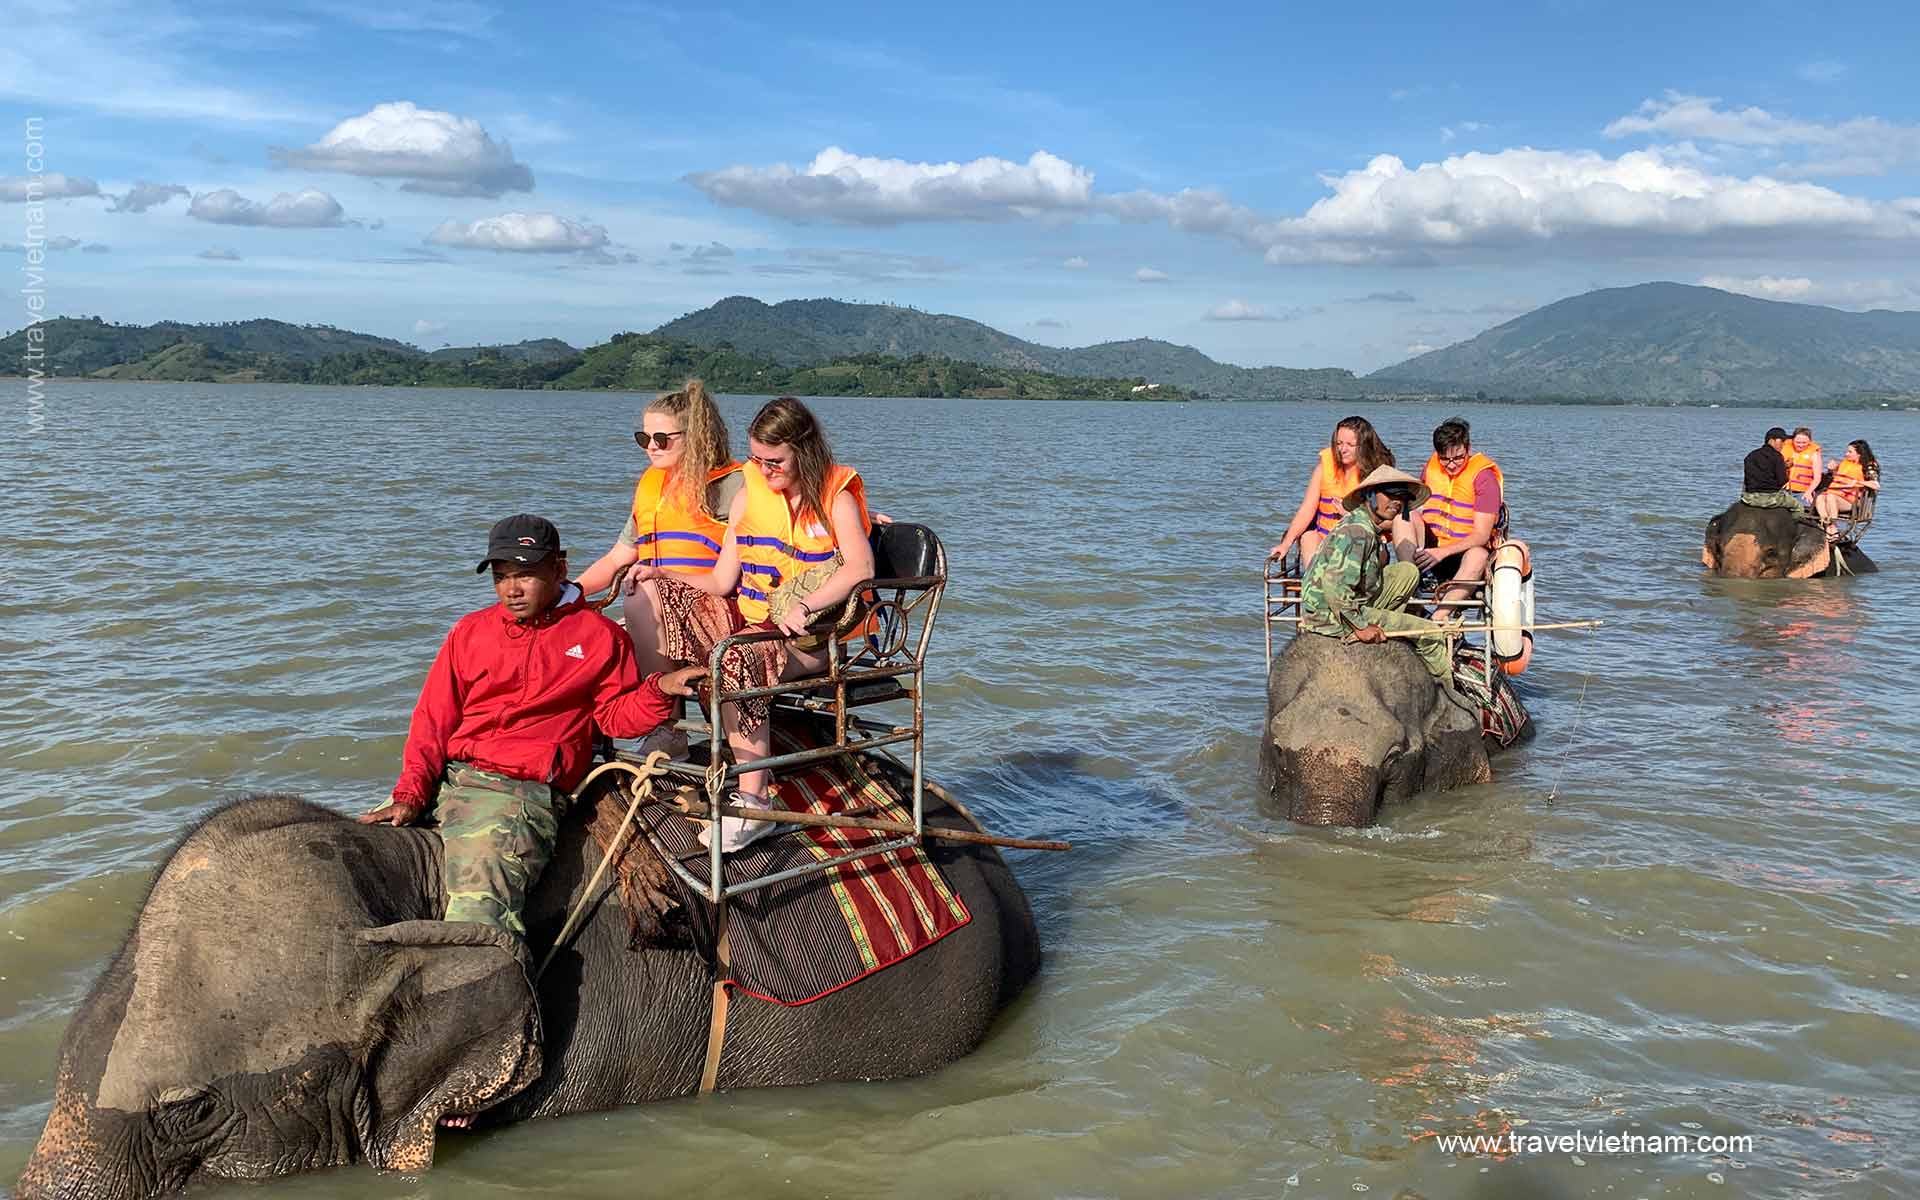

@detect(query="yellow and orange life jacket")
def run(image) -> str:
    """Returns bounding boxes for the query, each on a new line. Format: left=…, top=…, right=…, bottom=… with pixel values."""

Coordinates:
left=1311, top=446, right=1363, bottom=535
left=1783, top=441, right=1822, bottom=492
left=629, top=462, right=742, bottom=577
left=1420, top=452, right=1508, bottom=546
left=735, top=462, right=871, bottom=623
left=1829, top=458, right=1866, bottom=501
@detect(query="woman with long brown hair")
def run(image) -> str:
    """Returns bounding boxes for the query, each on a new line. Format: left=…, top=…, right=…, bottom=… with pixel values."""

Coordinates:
left=1268, top=415, right=1395, bottom=568
left=575, top=379, right=742, bottom=677
left=655, top=396, right=875, bottom=850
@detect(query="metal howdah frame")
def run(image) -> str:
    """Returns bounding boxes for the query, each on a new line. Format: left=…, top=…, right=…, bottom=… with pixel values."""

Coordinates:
left=618, top=538, right=948, bottom=908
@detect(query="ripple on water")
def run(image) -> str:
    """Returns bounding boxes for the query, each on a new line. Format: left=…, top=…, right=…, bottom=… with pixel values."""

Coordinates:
left=3, top=387, right=1918, bottom=1197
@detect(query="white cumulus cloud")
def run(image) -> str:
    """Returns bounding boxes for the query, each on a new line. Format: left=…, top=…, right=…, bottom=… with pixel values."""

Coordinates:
left=0, top=173, right=101, bottom=202
left=189, top=188, right=347, bottom=227
left=413, top=318, right=448, bottom=337
left=687, top=146, right=1095, bottom=224
left=1698, top=274, right=1914, bottom=308
left=271, top=102, right=534, bottom=197
left=1135, top=266, right=1169, bottom=282
left=110, top=181, right=189, bottom=213
left=1605, top=92, right=1920, bottom=176
left=427, top=211, right=609, bottom=253
left=1062, top=255, right=1088, bottom=269
left=1203, top=300, right=1275, bottom=321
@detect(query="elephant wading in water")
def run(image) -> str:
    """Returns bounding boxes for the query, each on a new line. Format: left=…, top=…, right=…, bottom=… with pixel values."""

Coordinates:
left=1702, top=502, right=1876, bottom=578
left=1260, top=632, right=1529, bottom=826
left=17, top=790, right=1040, bottom=1199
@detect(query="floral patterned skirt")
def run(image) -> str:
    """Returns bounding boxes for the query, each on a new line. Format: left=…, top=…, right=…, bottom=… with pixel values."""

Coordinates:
left=653, top=577, right=788, bottom=734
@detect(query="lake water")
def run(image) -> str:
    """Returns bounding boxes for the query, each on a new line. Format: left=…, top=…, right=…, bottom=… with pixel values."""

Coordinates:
left=3, top=383, right=1916, bottom=1199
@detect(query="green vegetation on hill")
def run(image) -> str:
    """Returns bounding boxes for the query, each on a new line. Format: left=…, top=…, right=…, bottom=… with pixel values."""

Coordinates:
left=653, top=296, right=1377, bottom=400
left=57, top=330, right=1187, bottom=401
left=0, top=316, right=417, bottom=377
left=1371, top=282, right=1920, bottom=405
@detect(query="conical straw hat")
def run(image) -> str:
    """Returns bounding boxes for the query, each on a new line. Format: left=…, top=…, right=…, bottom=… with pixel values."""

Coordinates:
left=1343, top=465, right=1431, bottom=511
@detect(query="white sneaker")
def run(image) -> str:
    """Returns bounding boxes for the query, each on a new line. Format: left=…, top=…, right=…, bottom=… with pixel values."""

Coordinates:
left=631, top=725, right=689, bottom=761
left=695, top=791, right=778, bottom=853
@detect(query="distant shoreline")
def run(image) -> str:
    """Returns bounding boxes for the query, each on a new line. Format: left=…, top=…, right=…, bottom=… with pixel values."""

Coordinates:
left=11, top=374, right=1917, bottom=412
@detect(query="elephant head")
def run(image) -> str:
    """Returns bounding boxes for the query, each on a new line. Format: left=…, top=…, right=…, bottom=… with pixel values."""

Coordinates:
left=1260, top=632, right=1493, bottom=826
left=1701, top=502, right=1874, bottom=578
left=17, top=797, right=542, bottom=1200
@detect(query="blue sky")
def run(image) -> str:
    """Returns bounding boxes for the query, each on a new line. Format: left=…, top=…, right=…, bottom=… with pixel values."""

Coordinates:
left=6, top=0, right=1920, bottom=372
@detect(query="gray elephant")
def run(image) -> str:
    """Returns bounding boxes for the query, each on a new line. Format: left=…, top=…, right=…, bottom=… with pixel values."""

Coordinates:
left=1260, top=632, right=1530, bottom=826
left=1702, top=502, right=1876, bottom=578
left=17, top=787, right=1040, bottom=1199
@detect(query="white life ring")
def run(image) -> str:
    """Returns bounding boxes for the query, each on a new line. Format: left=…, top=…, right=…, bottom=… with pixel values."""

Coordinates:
left=1489, top=540, right=1534, bottom=668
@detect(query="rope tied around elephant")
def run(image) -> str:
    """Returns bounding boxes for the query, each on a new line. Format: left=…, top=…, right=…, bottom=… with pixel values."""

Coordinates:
left=538, top=753, right=685, bottom=981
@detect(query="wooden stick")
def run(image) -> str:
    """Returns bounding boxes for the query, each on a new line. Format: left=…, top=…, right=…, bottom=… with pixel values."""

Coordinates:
left=1373, top=619, right=1605, bottom=639
left=682, top=797, right=1072, bottom=852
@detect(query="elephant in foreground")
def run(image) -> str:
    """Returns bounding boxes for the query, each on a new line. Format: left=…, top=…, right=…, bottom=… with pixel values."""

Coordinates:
left=17, top=789, right=1040, bottom=1199
left=1702, top=502, right=1876, bottom=578
left=1260, top=632, right=1529, bottom=827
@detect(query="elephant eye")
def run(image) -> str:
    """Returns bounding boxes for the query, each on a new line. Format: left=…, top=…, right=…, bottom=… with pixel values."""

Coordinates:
left=150, top=1086, right=224, bottom=1138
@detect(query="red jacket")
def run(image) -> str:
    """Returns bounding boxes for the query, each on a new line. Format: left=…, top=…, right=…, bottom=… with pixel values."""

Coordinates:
left=390, top=589, right=672, bottom=805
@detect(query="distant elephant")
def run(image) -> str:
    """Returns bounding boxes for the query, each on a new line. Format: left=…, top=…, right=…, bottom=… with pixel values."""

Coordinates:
left=16, top=788, right=1039, bottom=1199
left=1260, top=632, right=1529, bottom=827
left=1702, top=502, right=1876, bottom=578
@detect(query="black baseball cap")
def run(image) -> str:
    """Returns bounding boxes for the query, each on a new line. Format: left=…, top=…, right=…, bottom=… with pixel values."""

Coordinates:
left=476, top=514, right=564, bottom=573
left=1765, top=426, right=1790, bottom=441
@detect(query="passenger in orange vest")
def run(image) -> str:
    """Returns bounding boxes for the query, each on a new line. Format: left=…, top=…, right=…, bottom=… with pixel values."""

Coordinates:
left=1413, top=417, right=1507, bottom=606
left=1813, top=439, right=1880, bottom=536
left=1268, top=416, right=1397, bottom=569
left=655, top=396, right=876, bottom=850
left=575, top=379, right=744, bottom=681
left=1781, top=427, right=1823, bottom=505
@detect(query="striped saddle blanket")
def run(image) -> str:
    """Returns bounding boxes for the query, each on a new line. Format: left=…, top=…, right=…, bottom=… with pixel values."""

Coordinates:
left=612, top=724, right=972, bottom=1005
left=1453, top=647, right=1532, bottom=749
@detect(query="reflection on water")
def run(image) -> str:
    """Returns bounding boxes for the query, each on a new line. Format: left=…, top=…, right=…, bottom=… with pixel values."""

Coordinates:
left=2, top=385, right=1917, bottom=1198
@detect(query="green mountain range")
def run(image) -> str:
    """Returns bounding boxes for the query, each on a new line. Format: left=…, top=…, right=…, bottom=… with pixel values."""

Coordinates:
left=1371, top=282, right=1920, bottom=404
left=655, top=296, right=1377, bottom=399
left=15, top=319, right=1181, bottom=401
left=11, top=284, right=1920, bottom=406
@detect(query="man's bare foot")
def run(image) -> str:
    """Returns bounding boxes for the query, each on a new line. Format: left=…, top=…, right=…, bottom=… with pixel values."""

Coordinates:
left=439, top=1113, right=474, bottom=1129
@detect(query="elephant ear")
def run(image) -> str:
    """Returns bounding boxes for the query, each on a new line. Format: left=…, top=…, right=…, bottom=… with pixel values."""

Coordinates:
left=354, top=921, right=544, bottom=1173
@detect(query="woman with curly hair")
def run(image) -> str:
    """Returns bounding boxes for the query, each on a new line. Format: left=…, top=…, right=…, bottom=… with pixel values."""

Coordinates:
left=1268, top=415, right=1396, bottom=568
left=1814, top=439, right=1881, bottom=537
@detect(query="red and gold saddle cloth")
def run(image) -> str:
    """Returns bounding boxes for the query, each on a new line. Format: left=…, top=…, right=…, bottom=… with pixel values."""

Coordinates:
left=622, top=721, right=972, bottom=1005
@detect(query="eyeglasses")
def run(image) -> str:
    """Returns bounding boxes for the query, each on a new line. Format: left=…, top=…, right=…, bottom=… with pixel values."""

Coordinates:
left=750, top=453, right=792, bottom=473
left=1438, top=447, right=1471, bottom=468
left=636, top=430, right=685, bottom=450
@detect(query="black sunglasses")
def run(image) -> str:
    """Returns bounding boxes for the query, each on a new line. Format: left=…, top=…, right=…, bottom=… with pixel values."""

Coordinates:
left=636, top=430, right=686, bottom=450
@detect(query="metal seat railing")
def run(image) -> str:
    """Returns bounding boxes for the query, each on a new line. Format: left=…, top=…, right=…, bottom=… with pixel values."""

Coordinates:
left=628, top=523, right=948, bottom=906
left=1262, top=549, right=1492, bottom=685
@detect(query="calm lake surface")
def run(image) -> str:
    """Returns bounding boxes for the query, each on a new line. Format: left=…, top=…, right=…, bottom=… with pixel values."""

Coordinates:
left=3, top=383, right=1916, bottom=1199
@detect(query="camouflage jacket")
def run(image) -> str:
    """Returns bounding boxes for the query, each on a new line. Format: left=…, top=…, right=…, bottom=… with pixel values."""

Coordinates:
left=1299, top=504, right=1386, bottom=637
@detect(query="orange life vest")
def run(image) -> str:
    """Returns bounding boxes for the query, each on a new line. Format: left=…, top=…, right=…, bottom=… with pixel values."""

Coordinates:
left=629, top=463, right=742, bottom=577
left=1828, top=459, right=1866, bottom=501
left=1783, top=441, right=1822, bottom=492
left=1311, top=446, right=1362, bottom=535
left=735, top=462, right=870, bottom=623
left=1420, top=452, right=1507, bottom=546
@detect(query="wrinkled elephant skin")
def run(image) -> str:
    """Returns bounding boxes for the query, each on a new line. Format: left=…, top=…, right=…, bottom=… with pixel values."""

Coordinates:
left=1702, top=502, right=1876, bottom=578
left=1261, top=633, right=1522, bottom=827
left=18, top=789, right=1039, bottom=1199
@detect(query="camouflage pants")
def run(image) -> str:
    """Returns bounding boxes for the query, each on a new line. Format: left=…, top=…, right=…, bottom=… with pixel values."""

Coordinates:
left=1360, top=561, right=1453, bottom=682
left=1740, top=490, right=1802, bottom=510
left=436, top=762, right=565, bottom=936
